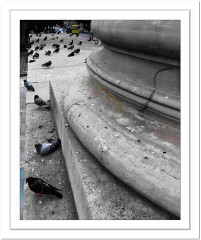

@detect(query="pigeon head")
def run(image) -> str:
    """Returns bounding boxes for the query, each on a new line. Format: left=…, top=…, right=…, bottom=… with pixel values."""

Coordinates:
left=35, top=143, right=41, bottom=150
left=34, top=95, right=39, bottom=99
left=23, top=80, right=27, bottom=82
left=26, top=177, right=34, bottom=184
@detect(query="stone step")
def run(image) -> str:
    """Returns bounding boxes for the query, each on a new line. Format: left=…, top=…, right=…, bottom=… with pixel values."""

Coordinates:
left=50, top=77, right=179, bottom=220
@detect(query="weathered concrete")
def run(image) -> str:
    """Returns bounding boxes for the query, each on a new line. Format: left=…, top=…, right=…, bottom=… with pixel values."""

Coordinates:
left=21, top=33, right=80, bottom=220
left=50, top=78, right=178, bottom=220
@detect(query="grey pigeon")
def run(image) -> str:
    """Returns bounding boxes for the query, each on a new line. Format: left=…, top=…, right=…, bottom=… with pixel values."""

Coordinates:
left=35, top=139, right=61, bottom=155
left=34, top=95, right=50, bottom=109
left=24, top=80, right=35, bottom=91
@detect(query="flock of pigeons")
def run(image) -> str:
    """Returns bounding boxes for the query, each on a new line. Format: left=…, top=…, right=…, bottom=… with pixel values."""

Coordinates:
left=24, top=32, right=99, bottom=199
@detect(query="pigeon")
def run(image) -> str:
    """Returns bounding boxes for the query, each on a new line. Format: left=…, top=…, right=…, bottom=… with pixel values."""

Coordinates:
left=52, top=44, right=60, bottom=48
left=51, top=38, right=55, bottom=40
left=45, top=50, right=51, bottom=56
left=53, top=48, right=60, bottom=53
left=35, top=38, right=40, bottom=43
left=36, top=33, right=38, bottom=36
left=39, top=45, right=44, bottom=50
left=29, top=60, right=35, bottom=63
left=60, top=39, right=63, bottom=42
left=69, top=33, right=73, bottom=37
left=69, top=40, right=73, bottom=45
left=76, top=34, right=79, bottom=37
left=84, top=58, right=87, bottom=63
left=42, top=61, right=52, bottom=67
left=38, top=33, right=41, bottom=37
left=94, top=40, right=99, bottom=45
left=33, top=53, right=39, bottom=59
left=29, top=35, right=32, bottom=38
left=64, top=44, right=67, bottom=48
left=24, top=80, right=35, bottom=91
left=35, top=139, right=61, bottom=155
left=35, top=46, right=39, bottom=51
left=68, top=52, right=74, bottom=57
left=43, top=36, right=47, bottom=41
left=27, top=45, right=32, bottom=50
left=56, top=36, right=58, bottom=39
left=26, top=177, right=62, bottom=198
left=34, top=95, right=50, bottom=109
left=28, top=50, right=34, bottom=56
left=68, top=45, right=74, bottom=50
left=29, top=40, right=34, bottom=45
left=74, top=48, right=80, bottom=54
left=77, top=41, right=82, bottom=45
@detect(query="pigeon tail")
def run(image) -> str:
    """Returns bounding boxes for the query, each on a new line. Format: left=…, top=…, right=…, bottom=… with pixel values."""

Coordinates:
left=53, top=190, right=63, bottom=199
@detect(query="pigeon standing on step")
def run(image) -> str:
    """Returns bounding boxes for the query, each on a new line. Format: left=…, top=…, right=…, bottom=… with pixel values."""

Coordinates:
left=45, top=51, right=51, bottom=56
left=53, top=48, right=60, bottom=53
left=33, top=53, right=39, bottom=59
left=24, top=80, right=35, bottom=91
left=64, top=44, right=67, bottom=48
left=28, top=50, right=34, bottom=56
left=68, top=52, right=74, bottom=57
left=77, top=41, right=82, bottom=45
left=34, top=95, right=50, bottom=109
left=68, top=45, right=74, bottom=50
left=42, top=61, right=52, bottom=67
left=35, top=38, right=40, bottom=43
left=43, top=36, right=47, bottom=41
left=35, top=139, right=61, bottom=155
left=26, top=177, right=63, bottom=198
left=68, top=40, right=73, bottom=45
left=29, top=60, right=35, bottom=63
left=74, top=48, right=80, bottom=54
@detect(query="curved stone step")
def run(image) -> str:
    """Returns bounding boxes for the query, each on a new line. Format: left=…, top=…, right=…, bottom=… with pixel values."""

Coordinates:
left=62, top=74, right=180, bottom=217
left=50, top=75, right=179, bottom=220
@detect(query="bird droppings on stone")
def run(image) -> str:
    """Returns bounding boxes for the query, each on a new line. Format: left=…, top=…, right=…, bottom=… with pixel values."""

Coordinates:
left=103, top=145, right=109, bottom=151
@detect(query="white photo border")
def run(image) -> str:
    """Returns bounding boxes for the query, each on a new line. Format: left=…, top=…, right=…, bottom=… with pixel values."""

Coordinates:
left=0, top=0, right=199, bottom=239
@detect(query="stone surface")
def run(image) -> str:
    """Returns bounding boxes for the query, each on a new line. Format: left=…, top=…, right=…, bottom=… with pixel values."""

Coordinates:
left=50, top=78, right=178, bottom=220
left=89, top=20, right=180, bottom=122
left=21, top=33, right=83, bottom=220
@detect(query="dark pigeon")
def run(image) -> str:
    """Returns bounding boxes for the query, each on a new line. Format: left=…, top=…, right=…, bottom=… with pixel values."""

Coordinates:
left=68, top=45, right=74, bottom=50
left=24, top=80, right=35, bottom=91
left=74, top=48, right=80, bottom=54
left=26, top=177, right=62, bottom=198
left=64, top=44, right=67, bottom=48
left=45, top=51, right=51, bottom=56
left=34, top=95, right=50, bottom=109
left=68, top=40, right=73, bottom=45
left=68, top=52, right=74, bottom=57
left=35, top=38, right=40, bottom=43
left=29, top=59, right=35, bottom=63
left=77, top=41, right=82, bottom=45
left=53, top=48, right=60, bottom=53
left=33, top=53, right=39, bottom=59
left=35, top=139, right=61, bottom=155
left=28, top=50, right=34, bottom=56
left=43, top=36, right=47, bottom=41
left=42, top=61, right=52, bottom=67
left=60, top=39, right=63, bottom=42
